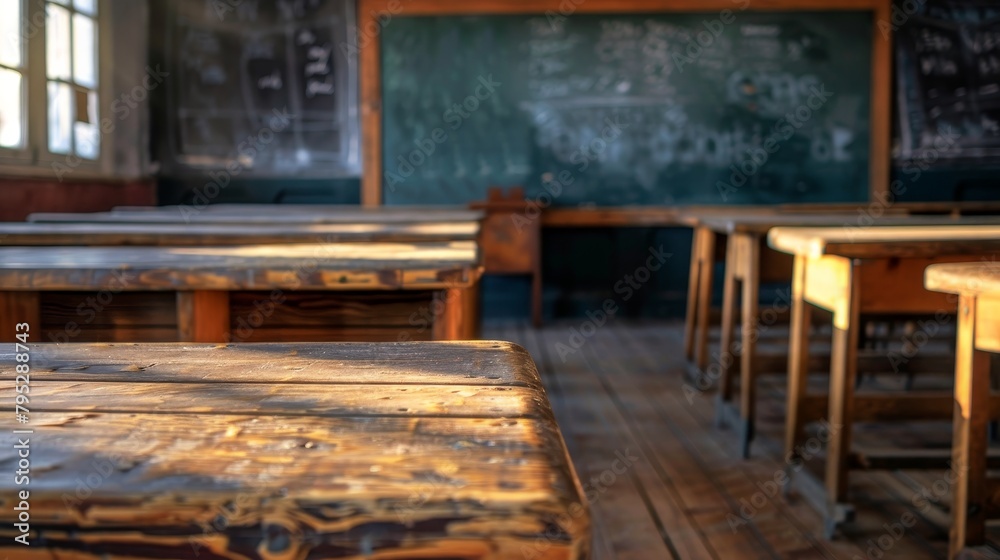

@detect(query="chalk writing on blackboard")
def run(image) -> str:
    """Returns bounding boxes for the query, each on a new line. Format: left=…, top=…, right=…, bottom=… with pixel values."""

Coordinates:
left=896, top=2, right=1000, bottom=161
left=162, top=0, right=358, bottom=176
left=382, top=12, right=871, bottom=206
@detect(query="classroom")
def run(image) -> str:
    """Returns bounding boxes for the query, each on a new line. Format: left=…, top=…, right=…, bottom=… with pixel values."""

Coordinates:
left=1, top=0, right=1000, bottom=558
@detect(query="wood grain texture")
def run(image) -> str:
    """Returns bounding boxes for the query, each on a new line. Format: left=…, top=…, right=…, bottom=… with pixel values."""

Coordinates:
left=700, top=214, right=1000, bottom=235
left=977, top=295, right=1000, bottom=354
left=228, top=291, right=430, bottom=327
left=360, top=5, right=383, bottom=207
left=949, top=295, right=993, bottom=558
left=926, top=262, right=1000, bottom=296
left=768, top=225, right=1000, bottom=259
left=924, top=265, right=1000, bottom=557
left=0, top=242, right=482, bottom=291
left=30, top=206, right=483, bottom=225
left=0, top=341, right=589, bottom=559
left=39, top=292, right=178, bottom=328
left=870, top=0, right=892, bottom=215
left=176, top=291, right=230, bottom=343
left=13, top=342, right=545, bottom=387
left=0, top=291, right=39, bottom=343
left=0, top=221, right=482, bottom=245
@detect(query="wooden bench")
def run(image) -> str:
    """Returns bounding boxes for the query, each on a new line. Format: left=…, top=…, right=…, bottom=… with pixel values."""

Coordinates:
left=0, top=221, right=481, bottom=246
left=0, top=341, right=590, bottom=559
left=925, top=263, right=1000, bottom=559
left=0, top=242, right=482, bottom=343
left=705, top=214, right=1000, bottom=458
left=767, top=224, right=1000, bottom=535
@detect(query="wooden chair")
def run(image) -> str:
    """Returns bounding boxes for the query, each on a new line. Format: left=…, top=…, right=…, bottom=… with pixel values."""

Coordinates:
left=470, top=187, right=543, bottom=327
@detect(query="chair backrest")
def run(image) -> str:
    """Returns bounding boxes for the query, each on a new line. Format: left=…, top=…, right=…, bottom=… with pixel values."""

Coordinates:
left=470, top=186, right=540, bottom=275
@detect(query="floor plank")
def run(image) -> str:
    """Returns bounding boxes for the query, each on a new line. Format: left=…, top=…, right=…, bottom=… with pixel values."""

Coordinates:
left=482, top=319, right=1000, bottom=560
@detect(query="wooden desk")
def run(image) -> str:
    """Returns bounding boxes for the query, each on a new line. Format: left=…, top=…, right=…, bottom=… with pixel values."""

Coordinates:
left=707, top=215, right=1000, bottom=458
left=0, top=242, right=482, bottom=343
left=0, top=342, right=590, bottom=559
left=0, top=221, right=481, bottom=246
left=30, top=206, right=484, bottom=225
left=768, top=225, right=1000, bottom=534
left=925, top=263, right=1000, bottom=559
left=680, top=204, right=910, bottom=375
left=681, top=204, right=1000, bottom=376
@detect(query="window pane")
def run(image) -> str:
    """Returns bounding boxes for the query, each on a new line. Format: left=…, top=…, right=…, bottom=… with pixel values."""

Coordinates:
left=0, top=68, right=22, bottom=148
left=46, top=3, right=71, bottom=80
left=0, top=0, right=22, bottom=67
left=48, top=80, right=72, bottom=154
left=74, top=90, right=98, bottom=159
left=74, top=0, right=95, bottom=15
left=72, top=14, right=96, bottom=87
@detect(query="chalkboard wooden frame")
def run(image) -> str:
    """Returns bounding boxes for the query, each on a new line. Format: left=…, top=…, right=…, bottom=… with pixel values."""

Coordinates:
left=358, top=0, right=893, bottom=224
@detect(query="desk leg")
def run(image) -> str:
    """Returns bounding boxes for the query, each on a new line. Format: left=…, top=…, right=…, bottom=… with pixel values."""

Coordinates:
left=685, top=228, right=707, bottom=362
left=177, top=291, right=230, bottom=343
left=433, top=282, right=479, bottom=341
left=738, top=234, right=760, bottom=458
left=824, top=261, right=860, bottom=536
left=785, top=256, right=812, bottom=463
left=0, top=292, right=40, bottom=342
left=950, top=294, right=991, bottom=559
left=531, top=266, right=543, bottom=328
left=465, top=280, right=482, bottom=339
left=715, top=235, right=739, bottom=428
left=695, top=230, right=716, bottom=375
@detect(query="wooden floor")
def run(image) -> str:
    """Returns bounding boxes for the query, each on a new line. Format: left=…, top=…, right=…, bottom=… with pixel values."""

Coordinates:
left=482, top=320, right=1000, bottom=560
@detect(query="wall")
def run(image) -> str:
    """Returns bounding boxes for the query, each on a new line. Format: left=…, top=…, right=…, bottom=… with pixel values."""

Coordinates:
left=0, top=0, right=156, bottom=222
left=0, top=178, right=155, bottom=222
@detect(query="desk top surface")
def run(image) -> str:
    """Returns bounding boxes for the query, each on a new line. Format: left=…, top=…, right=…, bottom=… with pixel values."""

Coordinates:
left=676, top=202, right=1000, bottom=229
left=0, top=221, right=480, bottom=246
left=768, top=225, right=1000, bottom=259
left=699, top=214, right=1000, bottom=235
left=925, top=262, right=1000, bottom=295
left=0, top=242, right=481, bottom=290
left=0, top=342, right=588, bottom=558
left=30, top=205, right=485, bottom=225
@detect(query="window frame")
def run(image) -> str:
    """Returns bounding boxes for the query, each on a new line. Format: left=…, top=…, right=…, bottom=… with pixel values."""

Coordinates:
left=0, top=0, right=114, bottom=178
left=0, top=0, right=32, bottom=163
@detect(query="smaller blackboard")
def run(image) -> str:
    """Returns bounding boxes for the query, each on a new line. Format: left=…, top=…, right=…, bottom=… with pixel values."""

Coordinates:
left=896, top=0, right=1000, bottom=161
left=158, top=0, right=359, bottom=176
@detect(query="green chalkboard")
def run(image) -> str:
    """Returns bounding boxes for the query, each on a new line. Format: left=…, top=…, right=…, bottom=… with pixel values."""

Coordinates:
left=382, top=11, right=873, bottom=206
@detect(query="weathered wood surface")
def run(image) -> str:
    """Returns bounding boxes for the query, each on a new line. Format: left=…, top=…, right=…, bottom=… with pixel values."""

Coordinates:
left=769, top=225, right=1000, bottom=258
left=681, top=209, right=998, bottom=377
left=701, top=214, right=1000, bottom=235
left=0, top=342, right=589, bottom=559
left=0, top=221, right=481, bottom=245
left=926, top=262, right=1000, bottom=296
left=0, top=242, right=482, bottom=291
left=30, top=205, right=484, bottom=225
left=674, top=204, right=891, bottom=228
left=674, top=201, right=1000, bottom=230
left=925, top=265, right=1000, bottom=558
left=772, top=229, right=1000, bottom=537
left=706, top=217, right=1000, bottom=458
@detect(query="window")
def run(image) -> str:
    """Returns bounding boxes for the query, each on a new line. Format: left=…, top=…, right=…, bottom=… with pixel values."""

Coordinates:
left=0, top=0, right=25, bottom=150
left=0, top=0, right=106, bottom=170
left=47, top=0, right=99, bottom=159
